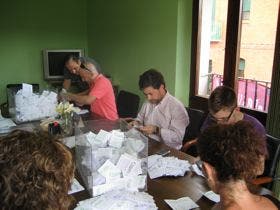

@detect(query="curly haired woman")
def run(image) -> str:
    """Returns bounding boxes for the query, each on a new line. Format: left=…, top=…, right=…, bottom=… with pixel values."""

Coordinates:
left=197, top=121, right=279, bottom=210
left=0, top=130, right=75, bottom=210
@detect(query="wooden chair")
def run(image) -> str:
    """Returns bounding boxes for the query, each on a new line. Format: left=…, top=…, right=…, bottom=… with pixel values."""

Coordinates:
left=181, top=107, right=206, bottom=156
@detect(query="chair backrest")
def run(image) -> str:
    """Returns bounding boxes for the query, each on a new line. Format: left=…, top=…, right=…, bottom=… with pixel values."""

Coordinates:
left=264, top=134, right=280, bottom=178
left=183, top=107, right=206, bottom=143
left=117, top=90, right=140, bottom=118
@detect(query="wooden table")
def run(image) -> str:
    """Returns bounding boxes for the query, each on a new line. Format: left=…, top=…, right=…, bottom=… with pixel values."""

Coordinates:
left=4, top=117, right=268, bottom=210
left=147, top=139, right=214, bottom=210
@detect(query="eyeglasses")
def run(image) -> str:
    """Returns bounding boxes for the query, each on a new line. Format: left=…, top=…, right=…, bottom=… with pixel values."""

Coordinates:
left=209, top=108, right=235, bottom=123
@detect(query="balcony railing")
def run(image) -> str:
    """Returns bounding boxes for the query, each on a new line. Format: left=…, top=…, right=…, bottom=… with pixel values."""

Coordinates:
left=211, top=22, right=222, bottom=41
left=208, top=73, right=271, bottom=112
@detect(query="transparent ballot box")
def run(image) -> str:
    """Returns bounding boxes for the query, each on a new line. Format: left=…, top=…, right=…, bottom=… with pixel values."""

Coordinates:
left=9, top=86, right=57, bottom=123
left=75, top=119, right=148, bottom=197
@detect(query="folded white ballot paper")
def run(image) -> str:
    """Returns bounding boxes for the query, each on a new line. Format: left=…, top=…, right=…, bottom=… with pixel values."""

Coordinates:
left=165, top=197, right=199, bottom=210
left=85, top=131, right=97, bottom=145
left=203, top=191, right=220, bottom=203
left=68, top=178, right=85, bottom=194
left=148, top=154, right=191, bottom=179
left=116, top=153, right=142, bottom=177
left=94, top=130, right=112, bottom=147
left=75, top=190, right=157, bottom=210
left=98, top=159, right=122, bottom=180
left=109, top=130, right=125, bottom=148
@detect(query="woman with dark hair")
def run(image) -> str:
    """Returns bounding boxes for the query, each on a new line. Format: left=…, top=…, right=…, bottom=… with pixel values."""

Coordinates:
left=0, top=130, right=75, bottom=210
left=197, top=121, right=279, bottom=210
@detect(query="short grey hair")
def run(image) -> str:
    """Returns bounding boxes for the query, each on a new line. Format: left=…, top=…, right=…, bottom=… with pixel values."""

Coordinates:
left=80, top=57, right=102, bottom=73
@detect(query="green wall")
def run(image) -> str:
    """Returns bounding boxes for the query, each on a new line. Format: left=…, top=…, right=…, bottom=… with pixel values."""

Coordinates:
left=0, top=0, right=193, bottom=107
left=175, top=0, right=193, bottom=104
left=87, top=0, right=192, bottom=105
left=0, top=0, right=88, bottom=104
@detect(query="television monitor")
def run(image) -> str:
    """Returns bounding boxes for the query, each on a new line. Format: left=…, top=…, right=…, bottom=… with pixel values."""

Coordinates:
left=43, top=49, right=84, bottom=81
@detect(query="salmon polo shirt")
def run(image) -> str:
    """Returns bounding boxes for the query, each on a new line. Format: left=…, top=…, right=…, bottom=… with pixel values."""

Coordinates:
left=89, top=74, right=118, bottom=120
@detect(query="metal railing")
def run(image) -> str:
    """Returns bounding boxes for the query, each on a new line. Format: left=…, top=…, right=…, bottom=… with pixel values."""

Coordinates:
left=208, top=73, right=271, bottom=112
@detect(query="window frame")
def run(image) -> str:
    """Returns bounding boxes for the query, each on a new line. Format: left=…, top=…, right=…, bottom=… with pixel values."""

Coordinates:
left=189, top=0, right=280, bottom=126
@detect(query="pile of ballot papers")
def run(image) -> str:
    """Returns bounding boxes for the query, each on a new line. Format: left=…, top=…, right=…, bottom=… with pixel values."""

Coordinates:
left=75, top=127, right=148, bottom=197
left=147, top=154, right=191, bottom=179
left=74, top=190, right=158, bottom=210
left=14, top=84, right=57, bottom=122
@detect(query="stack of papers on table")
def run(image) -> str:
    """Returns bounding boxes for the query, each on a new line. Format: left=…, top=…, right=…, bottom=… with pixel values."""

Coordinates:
left=75, top=190, right=158, bottom=210
left=147, top=155, right=191, bottom=179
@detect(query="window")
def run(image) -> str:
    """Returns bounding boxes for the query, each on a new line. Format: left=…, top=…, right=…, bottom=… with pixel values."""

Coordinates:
left=242, top=0, right=251, bottom=20
left=238, top=58, right=245, bottom=78
left=195, top=0, right=228, bottom=97
left=190, top=0, right=280, bottom=121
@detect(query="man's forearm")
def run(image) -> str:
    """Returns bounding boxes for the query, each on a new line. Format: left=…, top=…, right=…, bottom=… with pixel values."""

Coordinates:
left=68, top=93, right=95, bottom=105
left=76, top=89, right=90, bottom=96
left=63, top=79, right=71, bottom=90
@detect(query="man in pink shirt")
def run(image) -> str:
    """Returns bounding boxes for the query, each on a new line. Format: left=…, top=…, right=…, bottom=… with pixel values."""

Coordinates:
left=65, top=57, right=118, bottom=121
left=130, top=69, right=189, bottom=150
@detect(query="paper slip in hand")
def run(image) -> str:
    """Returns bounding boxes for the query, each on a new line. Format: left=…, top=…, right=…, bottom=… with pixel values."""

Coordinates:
left=78, top=109, right=89, bottom=115
left=165, top=197, right=199, bottom=210
left=98, top=160, right=121, bottom=180
left=203, top=191, right=220, bottom=203
left=68, top=178, right=85, bottom=194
